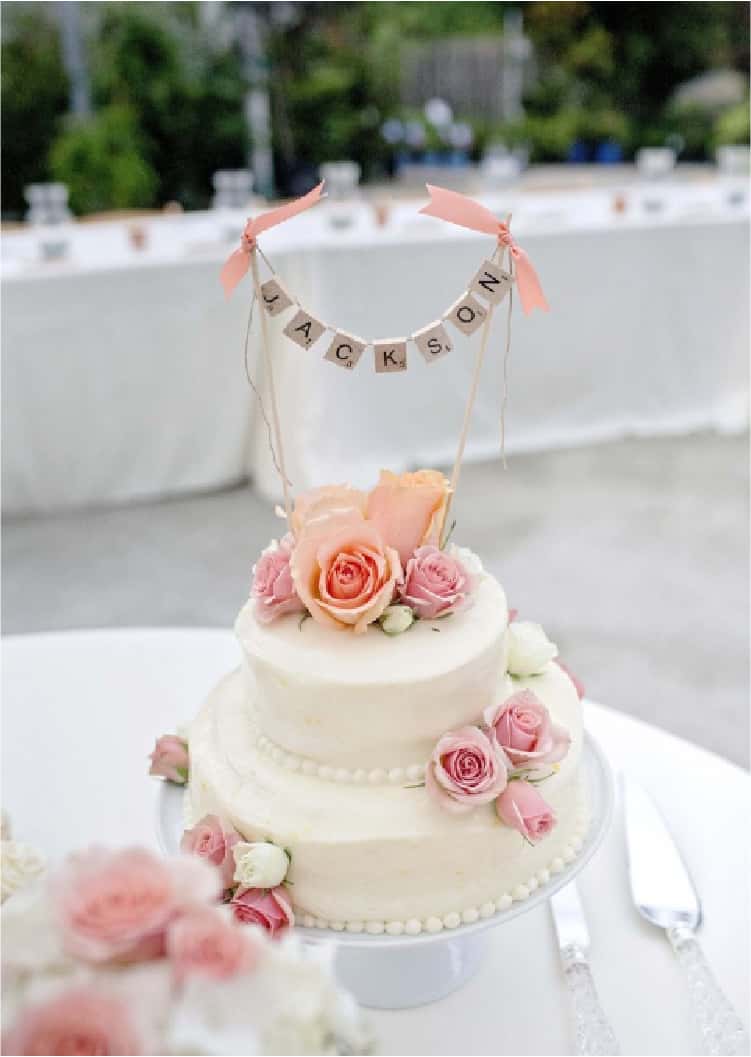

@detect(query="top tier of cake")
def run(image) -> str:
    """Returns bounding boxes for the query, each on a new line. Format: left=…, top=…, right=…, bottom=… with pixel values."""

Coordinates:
left=235, top=572, right=510, bottom=771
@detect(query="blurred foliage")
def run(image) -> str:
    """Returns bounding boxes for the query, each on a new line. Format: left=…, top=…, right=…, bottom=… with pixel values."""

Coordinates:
left=49, top=105, right=157, bottom=213
left=1, top=1, right=748, bottom=215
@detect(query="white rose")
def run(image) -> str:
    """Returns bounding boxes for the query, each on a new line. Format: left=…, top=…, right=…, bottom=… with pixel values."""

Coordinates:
left=379, top=605, right=415, bottom=635
left=447, top=544, right=483, bottom=578
left=507, top=620, right=558, bottom=677
left=1, top=841, right=46, bottom=903
left=233, top=841, right=289, bottom=888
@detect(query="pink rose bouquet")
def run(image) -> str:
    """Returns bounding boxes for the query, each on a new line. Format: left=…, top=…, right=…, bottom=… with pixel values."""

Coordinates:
left=3, top=987, right=142, bottom=1056
left=230, top=885, right=294, bottom=939
left=398, top=544, right=474, bottom=619
left=291, top=509, right=401, bottom=633
left=484, top=690, right=570, bottom=770
left=251, top=534, right=305, bottom=624
left=166, top=905, right=258, bottom=982
left=495, top=780, right=556, bottom=843
left=426, top=725, right=508, bottom=814
left=55, top=847, right=220, bottom=964
left=180, top=814, right=242, bottom=892
left=149, top=735, right=189, bottom=784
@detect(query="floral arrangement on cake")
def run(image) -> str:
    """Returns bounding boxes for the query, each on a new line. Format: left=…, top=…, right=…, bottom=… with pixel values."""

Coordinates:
left=250, top=469, right=481, bottom=635
left=1, top=825, right=372, bottom=1055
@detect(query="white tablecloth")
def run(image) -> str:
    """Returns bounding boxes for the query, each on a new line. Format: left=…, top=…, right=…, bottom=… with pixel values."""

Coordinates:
left=2, top=183, right=748, bottom=514
left=2, top=628, right=748, bottom=1056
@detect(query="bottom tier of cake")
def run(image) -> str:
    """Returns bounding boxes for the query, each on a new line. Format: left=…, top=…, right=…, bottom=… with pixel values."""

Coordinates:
left=188, top=665, right=589, bottom=933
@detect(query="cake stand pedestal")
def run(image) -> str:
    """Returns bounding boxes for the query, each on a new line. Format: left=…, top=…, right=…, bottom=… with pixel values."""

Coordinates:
left=159, top=733, right=613, bottom=1010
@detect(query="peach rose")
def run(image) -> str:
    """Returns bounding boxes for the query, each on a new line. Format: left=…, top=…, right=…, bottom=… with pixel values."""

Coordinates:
left=180, top=814, right=241, bottom=891
left=230, top=886, right=293, bottom=939
left=3, top=987, right=141, bottom=1056
left=167, top=906, right=258, bottom=983
left=290, top=509, right=401, bottom=633
left=55, top=847, right=220, bottom=963
left=496, top=780, right=556, bottom=843
left=291, top=484, right=367, bottom=537
left=367, top=469, right=450, bottom=565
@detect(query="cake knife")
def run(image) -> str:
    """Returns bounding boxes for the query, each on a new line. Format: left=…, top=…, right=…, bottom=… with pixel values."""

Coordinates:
left=550, top=881, right=621, bottom=1055
left=623, top=777, right=749, bottom=1056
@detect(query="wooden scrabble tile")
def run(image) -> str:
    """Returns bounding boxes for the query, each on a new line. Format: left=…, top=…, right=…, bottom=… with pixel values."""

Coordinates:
left=259, top=277, right=294, bottom=317
left=283, top=309, right=326, bottom=349
left=324, top=331, right=367, bottom=370
left=445, top=292, right=488, bottom=336
left=412, top=320, right=453, bottom=364
left=469, top=259, right=513, bottom=305
left=374, top=338, right=407, bottom=373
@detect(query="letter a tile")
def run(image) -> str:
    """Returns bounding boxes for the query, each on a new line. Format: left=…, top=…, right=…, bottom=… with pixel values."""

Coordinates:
left=283, top=309, right=326, bottom=350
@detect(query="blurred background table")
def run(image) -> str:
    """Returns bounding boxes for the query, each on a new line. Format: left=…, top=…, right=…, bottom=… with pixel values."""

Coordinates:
left=2, top=179, right=748, bottom=513
left=2, top=627, right=748, bottom=1056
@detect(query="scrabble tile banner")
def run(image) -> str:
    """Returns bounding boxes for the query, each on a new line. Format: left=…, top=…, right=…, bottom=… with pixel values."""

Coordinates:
left=256, top=255, right=514, bottom=373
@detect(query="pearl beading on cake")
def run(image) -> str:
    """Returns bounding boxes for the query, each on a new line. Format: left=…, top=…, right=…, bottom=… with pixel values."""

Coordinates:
left=254, top=730, right=426, bottom=786
left=296, top=798, right=589, bottom=935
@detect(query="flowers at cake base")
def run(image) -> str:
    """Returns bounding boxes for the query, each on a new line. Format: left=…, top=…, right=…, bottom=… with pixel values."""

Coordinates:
left=167, top=905, right=259, bottom=983
left=149, top=734, right=189, bottom=785
left=3, top=986, right=143, bottom=1057
left=484, top=689, right=570, bottom=771
left=232, top=841, right=290, bottom=889
left=425, top=726, right=508, bottom=814
left=230, top=885, right=294, bottom=939
left=252, top=534, right=305, bottom=624
left=496, top=780, right=556, bottom=844
left=181, top=814, right=241, bottom=892
left=506, top=620, right=558, bottom=677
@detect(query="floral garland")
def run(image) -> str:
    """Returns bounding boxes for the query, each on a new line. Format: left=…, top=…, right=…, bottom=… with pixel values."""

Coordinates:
left=249, top=469, right=479, bottom=636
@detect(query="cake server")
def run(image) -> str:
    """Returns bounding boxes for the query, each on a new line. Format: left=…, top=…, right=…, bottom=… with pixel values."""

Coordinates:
left=550, top=881, right=621, bottom=1055
left=623, top=777, right=749, bottom=1056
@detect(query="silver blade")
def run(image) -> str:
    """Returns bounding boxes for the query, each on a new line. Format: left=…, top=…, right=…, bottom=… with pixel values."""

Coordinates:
left=622, top=776, right=700, bottom=931
left=550, top=880, right=590, bottom=953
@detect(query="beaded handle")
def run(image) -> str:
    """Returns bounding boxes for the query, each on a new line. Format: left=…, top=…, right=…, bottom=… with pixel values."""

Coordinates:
left=668, top=926, right=749, bottom=1056
left=561, top=944, right=621, bottom=1055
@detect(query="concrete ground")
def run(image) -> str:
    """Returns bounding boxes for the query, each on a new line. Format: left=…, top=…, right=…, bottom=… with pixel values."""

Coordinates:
left=3, top=432, right=748, bottom=766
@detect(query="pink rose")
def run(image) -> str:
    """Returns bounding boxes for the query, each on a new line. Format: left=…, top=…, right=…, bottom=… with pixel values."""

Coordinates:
left=367, top=469, right=449, bottom=565
left=180, top=814, right=240, bottom=891
left=398, top=545, right=474, bottom=618
left=555, top=658, right=585, bottom=700
left=496, top=780, right=556, bottom=843
left=484, top=690, right=570, bottom=769
left=290, top=509, right=401, bottom=633
left=3, top=987, right=141, bottom=1056
left=230, top=885, right=293, bottom=939
left=426, top=725, right=508, bottom=814
left=291, top=484, right=367, bottom=537
left=252, top=534, right=305, bottom=624
left=56, top=847, right=220, bottom=963
left=167, top=906, right=258, bottom=983
left=148, top=734, right=189, bottom=784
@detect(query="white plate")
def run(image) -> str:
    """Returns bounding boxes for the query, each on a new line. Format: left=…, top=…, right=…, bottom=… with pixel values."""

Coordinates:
left=158, top=731, right=614, bottom=1007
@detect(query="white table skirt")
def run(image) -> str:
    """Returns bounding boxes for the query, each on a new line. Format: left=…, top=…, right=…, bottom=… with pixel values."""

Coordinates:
left=2, top=186, right=748, bottom=514
left=2, top=628, right=748, bottom=1056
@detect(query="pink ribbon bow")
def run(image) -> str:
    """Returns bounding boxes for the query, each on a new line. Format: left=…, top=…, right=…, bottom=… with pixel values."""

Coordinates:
left=220, top=181, right=325, bottom=297
left=419, top=184, right=549, bottom=315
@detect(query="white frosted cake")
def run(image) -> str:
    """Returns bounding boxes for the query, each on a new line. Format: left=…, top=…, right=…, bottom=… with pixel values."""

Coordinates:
left=185, top=471, right=588, bottom=935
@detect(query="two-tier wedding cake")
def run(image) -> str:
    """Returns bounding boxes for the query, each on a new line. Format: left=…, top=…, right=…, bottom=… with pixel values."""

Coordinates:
left=181, top=470, right=588, bottom=937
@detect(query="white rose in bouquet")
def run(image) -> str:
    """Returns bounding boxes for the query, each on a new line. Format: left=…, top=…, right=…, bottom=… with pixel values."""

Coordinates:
left=507, top=621, right=558, bottom=677
left=233, top=842, right=289, bottom=889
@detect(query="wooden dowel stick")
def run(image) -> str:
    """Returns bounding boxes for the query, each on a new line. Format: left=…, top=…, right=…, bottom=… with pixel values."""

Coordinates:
left=441, top=218, right=511, bottom=541
left=249, top=248, right=292, bottom=526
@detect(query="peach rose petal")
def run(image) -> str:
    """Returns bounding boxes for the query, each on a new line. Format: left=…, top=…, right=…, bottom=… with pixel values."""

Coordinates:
left=367, top=469, right=450, bottom=565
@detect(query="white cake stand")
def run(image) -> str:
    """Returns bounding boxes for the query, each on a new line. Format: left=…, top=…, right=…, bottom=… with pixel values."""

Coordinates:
left=158, top=732, right=613, bottom=1009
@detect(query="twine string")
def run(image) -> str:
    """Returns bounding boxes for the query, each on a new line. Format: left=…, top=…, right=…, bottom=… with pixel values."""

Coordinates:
left=499, top=253, right=514, bottom=469
left=242, top=290, right=292, bottom=490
